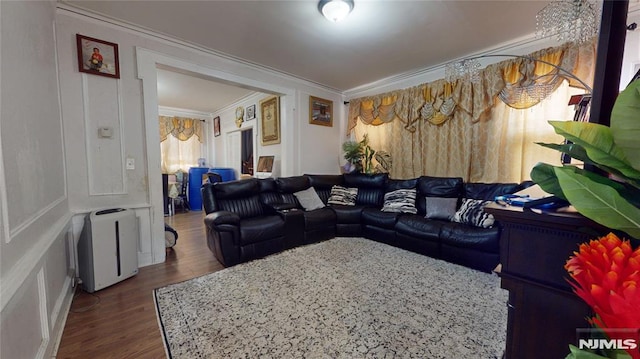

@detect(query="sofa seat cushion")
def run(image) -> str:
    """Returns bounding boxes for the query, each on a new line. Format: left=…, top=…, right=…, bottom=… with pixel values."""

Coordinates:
left=395, top=214, right=444, bottom=240
left=439, top=222, right=500, bottom=252
left=304, top=207, right=337, bottom=231
left=330, top=204, right=368, bottom=224
left=239, top=215, right=285, bottom=245
left=362, top=208, right=400, bottom=229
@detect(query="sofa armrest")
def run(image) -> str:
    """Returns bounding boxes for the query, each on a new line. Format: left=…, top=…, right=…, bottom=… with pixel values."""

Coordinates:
left=270, top=203, right=298, bottom=211
left=275, top=208, right=305, bottom=249
left=204, top=211, right=240, bottom=227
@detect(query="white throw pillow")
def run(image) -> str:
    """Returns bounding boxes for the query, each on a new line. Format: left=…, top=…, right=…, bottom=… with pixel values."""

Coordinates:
left=294, top=187, right=325, bottom=211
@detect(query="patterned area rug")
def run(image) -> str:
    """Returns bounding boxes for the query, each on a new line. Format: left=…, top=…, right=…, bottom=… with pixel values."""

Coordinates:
left=154, top=237, right=507, bottom=358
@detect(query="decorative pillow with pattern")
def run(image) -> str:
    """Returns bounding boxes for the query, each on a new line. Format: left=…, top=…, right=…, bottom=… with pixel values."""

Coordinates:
left=293, top=187, right=325, bottom=211
left=327, top=185, right=358, bottom=206
left=425, top=197, right=458, bottom=220
left=451, top=198, right=495, bottom=228
left=381, top=189, right=417, bottom=214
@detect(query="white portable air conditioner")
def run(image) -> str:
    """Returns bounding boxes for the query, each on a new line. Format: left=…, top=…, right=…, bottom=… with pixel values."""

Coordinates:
left=78, top=208, right=139, bottom=292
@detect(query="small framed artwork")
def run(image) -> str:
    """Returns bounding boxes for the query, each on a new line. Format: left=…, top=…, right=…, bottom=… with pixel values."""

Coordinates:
left=246, top=104, right=256, bottom=121
left=309, top=96, right=333, bottom=127
left=260, top=96, right=280, bottom=145
left=76, top=34, right=120, bottom=79
left=213, top=116, right=221, bottom=137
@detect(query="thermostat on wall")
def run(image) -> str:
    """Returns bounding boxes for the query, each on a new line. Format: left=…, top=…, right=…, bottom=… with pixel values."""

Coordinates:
left=98, top=127, right=113, bottom=138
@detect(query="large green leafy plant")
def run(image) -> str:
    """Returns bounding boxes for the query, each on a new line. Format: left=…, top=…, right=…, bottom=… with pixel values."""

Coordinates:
left=530, top=80, right=640, bottom=239
left=342, top=134, right=381, bottom=174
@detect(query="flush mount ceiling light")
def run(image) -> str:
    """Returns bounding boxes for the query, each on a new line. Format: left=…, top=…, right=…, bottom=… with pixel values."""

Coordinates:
left=318, top=0, right=354, bottom=22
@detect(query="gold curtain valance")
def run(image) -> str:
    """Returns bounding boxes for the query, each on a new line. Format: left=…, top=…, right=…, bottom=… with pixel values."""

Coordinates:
left=347, top=39, right=596, bottom=134
left=159, top=116, right=203, bottom=143
left=348, top=92, right=406, bottom=131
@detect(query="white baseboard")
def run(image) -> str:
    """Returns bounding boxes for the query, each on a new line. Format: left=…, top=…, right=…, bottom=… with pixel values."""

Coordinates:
left=47, top=273, right=76, bottom=358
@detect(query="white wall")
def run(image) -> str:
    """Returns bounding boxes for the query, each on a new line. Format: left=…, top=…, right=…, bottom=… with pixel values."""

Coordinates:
left=212, top=92, right=277, bottom=177
left=55, top=5, right=345, bottom=271
left=296, top=89, right=347, bottom=176
left=212, top=89, right=346, bottom=178
left=0, top=1, right=75, bottom=358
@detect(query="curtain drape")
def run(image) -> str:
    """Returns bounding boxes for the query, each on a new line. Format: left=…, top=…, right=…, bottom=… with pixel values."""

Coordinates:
left=347, top=40, right=595, bottom=182
left=354, top=81, right=582, bottom=182
left=160, top=135, right=203, bottom=174
left=159, top=116, right=204, bottom=173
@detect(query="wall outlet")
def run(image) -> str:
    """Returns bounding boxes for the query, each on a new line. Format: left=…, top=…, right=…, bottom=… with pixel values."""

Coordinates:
left=126, top=157, right=135, bottom=170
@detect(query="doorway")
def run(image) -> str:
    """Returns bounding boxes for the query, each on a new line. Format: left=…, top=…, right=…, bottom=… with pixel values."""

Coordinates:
left=241, top=129, right=253, bottom=176
left=225, top=126, right=254, bottom=177
left=136, top=47, right=295, bottom=265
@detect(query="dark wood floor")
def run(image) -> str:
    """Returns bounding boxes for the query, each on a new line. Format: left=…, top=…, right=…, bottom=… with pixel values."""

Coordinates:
left=56, top=211, right=223, bottom=358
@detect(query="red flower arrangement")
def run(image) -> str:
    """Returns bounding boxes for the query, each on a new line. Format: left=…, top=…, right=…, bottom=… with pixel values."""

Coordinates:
left=565, top=233, right=640, bottom=359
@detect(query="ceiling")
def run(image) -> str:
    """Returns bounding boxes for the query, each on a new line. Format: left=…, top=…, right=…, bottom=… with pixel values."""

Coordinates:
left=63, top=0, right=551, bottom=94
left=156, top=67, right=256, bottom=113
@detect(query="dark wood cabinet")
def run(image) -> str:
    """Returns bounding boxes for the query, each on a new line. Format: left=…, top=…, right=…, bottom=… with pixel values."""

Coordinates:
left=485, top=204, right=607, bottom=359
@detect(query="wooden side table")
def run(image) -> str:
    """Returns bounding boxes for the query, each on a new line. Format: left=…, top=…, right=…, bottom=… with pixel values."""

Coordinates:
left=485, top=203, right=607, bottom=359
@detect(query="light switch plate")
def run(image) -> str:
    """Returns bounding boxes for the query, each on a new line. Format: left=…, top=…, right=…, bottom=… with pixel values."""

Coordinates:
left=126, top=157, right=135, bottom=170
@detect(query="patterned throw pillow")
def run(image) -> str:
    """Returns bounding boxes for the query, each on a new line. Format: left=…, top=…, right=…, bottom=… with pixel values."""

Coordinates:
left=451, top=198, right=495, bottom=228
left=381, top=189, right=417, bottom=214
left=425, top=197, right=458, bottom=220
left=327, top=185, right=358, bottom=206
left=293, top=187, right=325, bottom=211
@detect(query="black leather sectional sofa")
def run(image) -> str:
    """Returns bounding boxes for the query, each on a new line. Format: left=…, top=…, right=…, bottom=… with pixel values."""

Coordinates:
left=201, top=173, right=530, bottom=272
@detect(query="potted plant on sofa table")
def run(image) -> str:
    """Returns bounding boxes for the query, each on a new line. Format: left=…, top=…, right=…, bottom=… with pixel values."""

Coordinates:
left=530, top=78, right=640, bottom=359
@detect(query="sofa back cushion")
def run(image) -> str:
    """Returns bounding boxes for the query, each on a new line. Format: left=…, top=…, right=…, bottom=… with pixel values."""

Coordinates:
left=258, top=178, right=282, bottom=208
left=211, top=179, right=265, bottom=218
left=416, top=176, right=463, bottom=216
left=344, top=173, right=388, bottom=206
left=306, top=174, right=344, bottom=204
left=276, top=176, right=311, bottom=193
left=463, top=182, right=522, bottom=201
left=385, top=178, right=418, bottom=192
left=275, top=176, right=311, bottom=207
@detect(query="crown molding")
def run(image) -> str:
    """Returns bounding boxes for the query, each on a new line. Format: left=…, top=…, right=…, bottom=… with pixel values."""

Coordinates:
left=213, top=92, right=265, bottom=117
left=158, top=106, right=213, bottom=119
left=344, top=33, right=559, bottom=99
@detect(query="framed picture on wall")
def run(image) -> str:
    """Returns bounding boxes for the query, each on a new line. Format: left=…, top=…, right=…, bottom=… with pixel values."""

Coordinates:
left=246, top=104, right=256, bottom=121
left=260, top=96, right=280, bottom=145
left=76, top=34, right=120, bottom=79
left=213, top=116, right=221, bottom=137
left=309, top=96, right=333, bottom=127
